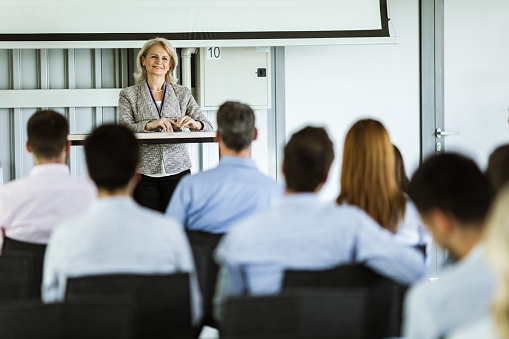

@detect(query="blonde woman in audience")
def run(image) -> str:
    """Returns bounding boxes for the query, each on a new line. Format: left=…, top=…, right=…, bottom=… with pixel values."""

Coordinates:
left=448, top=184, right=509, bottom=339
left=337, top=119, right=428, bottom=246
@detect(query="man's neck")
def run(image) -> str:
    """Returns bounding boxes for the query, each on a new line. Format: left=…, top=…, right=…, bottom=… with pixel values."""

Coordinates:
left=97, top=188, right=131, bottom=198
left=219, top=145, right=252, bottom=158
left=33, top=156, right=66, bottom=166
left=450, top=225, right=484, bottom=260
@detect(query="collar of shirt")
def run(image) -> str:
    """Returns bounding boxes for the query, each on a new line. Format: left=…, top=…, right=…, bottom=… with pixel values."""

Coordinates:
left=218, top=155, right=257, bottom=169
left=89, top=196, right=136, bottom=213
left=29, top=163, right=70, bottom=177
left=272, top=192, right=322, bottom=209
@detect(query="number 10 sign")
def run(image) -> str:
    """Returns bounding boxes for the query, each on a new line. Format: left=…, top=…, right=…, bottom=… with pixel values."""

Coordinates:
left=207, top=47, right=221, bottom=60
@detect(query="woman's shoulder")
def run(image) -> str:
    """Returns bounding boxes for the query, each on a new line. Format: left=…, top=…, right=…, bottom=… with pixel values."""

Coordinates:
left=120, top=83, right=144, bottom=97
left=168, top=83, right=192, bottom=97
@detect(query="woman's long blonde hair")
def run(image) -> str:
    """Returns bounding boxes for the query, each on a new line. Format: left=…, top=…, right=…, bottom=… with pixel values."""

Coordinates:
left=485, top=185, right=509, bottom=339
left=337, top=119, right=406, bottom=232
left=134, top=37, right=178, bottom=84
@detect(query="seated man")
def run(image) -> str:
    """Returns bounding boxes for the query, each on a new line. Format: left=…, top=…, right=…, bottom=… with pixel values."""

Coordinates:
left=214, top=126, right=426, bottom=316
left=403, top=153, right=496, bottom=339
left=0, top=110, right=96, bottom=251
left=42, top=125, right=202, bottom=325
left=166, top=101, right=282, bottom=234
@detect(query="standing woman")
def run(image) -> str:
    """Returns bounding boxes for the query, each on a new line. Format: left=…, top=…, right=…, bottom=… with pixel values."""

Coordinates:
left=119, top=37, right=213, bottom=212
left=337, top=119, right=427, bottom=246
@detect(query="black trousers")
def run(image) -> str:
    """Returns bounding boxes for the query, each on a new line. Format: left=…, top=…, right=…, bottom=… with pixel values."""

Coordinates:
left=133, top=170, right=191, bottom=213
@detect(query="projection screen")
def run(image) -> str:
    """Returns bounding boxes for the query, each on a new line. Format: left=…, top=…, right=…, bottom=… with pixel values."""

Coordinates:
left=0, top=0, right=390, bottom=47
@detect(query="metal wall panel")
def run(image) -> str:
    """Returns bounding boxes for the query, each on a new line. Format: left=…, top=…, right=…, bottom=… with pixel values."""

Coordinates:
left=0, top=47, right=128, bottom=183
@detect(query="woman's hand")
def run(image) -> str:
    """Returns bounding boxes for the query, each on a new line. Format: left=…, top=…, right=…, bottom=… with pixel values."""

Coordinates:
left=145, top=117, right=177, bottom=132
left=175, top=116, right=202, bottom=131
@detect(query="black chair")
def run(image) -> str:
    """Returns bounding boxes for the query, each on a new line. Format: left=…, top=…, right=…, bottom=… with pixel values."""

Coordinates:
left=282, top=264, right=409, bottom=339
left=3, top=236, right=47, bottom=298
left=0, top=251, right=32, bottom=301
left=0, top=298, right=135, bottom=339
left=186, top=230, right=224, bottom=328
left=221, top=289, right=366, bottom=339
left=65, top=273, right=196, bottom=339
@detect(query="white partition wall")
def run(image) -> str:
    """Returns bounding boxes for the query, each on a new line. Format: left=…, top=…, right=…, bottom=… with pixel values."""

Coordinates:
left=284, top=0, right=420, bottom=201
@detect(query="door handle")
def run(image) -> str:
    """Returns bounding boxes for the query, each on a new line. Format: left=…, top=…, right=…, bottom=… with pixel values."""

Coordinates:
left=435, top=128, right=459, bottom=138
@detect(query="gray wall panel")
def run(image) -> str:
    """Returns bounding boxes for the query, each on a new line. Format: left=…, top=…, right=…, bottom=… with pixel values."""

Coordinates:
left=20, top=49, right=38, bottom=89
left=0, top=109, right=11, bottom=184
left=75, top=49, right=93, bottom=89
left=48, top=49, right=66, bottom=89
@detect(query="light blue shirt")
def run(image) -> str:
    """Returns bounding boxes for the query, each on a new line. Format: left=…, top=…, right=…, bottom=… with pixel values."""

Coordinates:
left=166, top=156, right=283, bottom=234
left=403, top=244, right=496, bottom=339
left=215, top=193, right=427, bottom=311
left=42, top=196, right=203, bottom=325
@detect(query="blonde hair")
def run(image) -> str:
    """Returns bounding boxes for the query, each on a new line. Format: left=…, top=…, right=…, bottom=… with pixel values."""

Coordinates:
left=485, top=184, right=509, bottom=339
left=337, top=119, right=406, bottom=232
left=134, top=37, right=178, bottom=84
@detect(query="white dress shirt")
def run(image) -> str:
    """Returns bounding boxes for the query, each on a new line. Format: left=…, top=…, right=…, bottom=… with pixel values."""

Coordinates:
left=42, top=196, right=202, bottom=325
left=447, top=315, right=497, bottom=339
left=394, top=200, right=432, bottom=247
left=0, top=163, right=96, bottom=251
left=403, top=244, right=496, bottom=339
left=215, top=193, right=426, bottom=312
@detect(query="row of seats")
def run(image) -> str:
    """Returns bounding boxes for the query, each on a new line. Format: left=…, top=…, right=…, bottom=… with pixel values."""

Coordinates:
left=0, top=235, right=410, bottom=339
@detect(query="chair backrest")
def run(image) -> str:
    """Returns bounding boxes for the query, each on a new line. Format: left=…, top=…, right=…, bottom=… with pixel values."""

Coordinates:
left=282, top=264, right=408, bottom=339
left=2, top=236, right=47, bottom=298
left=0, top=298, right=134, bottom=339
left=65, top=273, right=193, bottom=339
left=186, top=230, right=224, bottom=327
left=0, top=252, right=32, bottom=301
left=221, top=289, right=366, bottom=339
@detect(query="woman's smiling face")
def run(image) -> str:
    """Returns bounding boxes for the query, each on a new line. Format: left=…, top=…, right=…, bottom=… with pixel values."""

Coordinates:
left=142, top=44, right=171, bottom=77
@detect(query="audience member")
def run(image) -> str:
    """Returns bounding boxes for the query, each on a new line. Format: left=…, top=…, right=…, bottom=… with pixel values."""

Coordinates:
left=394, top=144, right=410, bottom=194
left=214, top=126, right=426, bottom=318
left=448, top=185, right=509, bottom=339
left=403, top=153, right=495, bottom=339
left=486, top=144, right=509, bottom=195
left=166, top=101, right=282, bottom=234
left=0, top=110, right=95, bottom=252
left=42, top=125, right=202, bottom=325
left=337, top=119, right=428, bottom=246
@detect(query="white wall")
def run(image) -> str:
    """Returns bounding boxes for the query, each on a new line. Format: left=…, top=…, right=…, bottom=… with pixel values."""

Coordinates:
left=284, top=0, right=420, bottom=201
left=444, top=0, right=509, bottom=170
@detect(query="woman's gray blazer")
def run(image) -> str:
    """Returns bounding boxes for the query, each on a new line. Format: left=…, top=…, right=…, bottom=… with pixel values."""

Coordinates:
left=118, top=82, right=213, bottom=176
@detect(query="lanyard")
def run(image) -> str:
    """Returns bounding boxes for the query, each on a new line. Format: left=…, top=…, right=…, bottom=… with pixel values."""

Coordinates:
left=146, top=79, right=166, bottom=118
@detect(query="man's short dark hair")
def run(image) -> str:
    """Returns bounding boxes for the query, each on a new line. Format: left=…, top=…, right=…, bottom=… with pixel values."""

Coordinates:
left=27, top=110, right=69, bottom=159
left=283, top=126, right=334, bottom=192
left=85, top=125, right=139, bottom=191
left=486, top=144, right=509, bottom=194
left=409, top=153, right=493, bottom=226
left=217, top=101, right=255, bottom=152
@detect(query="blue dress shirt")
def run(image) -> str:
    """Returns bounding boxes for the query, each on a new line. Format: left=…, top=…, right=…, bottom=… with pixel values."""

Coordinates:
left=214, top=193, right=427, bottom=315
left=42, top=196, right=203, bottom=325
left=166, top=156, right=283, bottom=234
left=403, top=244, right=496, bottom=339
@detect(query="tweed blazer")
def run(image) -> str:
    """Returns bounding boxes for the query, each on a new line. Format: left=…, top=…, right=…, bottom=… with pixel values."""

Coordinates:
left=118, top=82, right=213, bottom=176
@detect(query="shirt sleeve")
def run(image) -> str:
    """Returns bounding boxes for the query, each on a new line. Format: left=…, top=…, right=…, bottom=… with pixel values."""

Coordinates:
left=403, top=284, right=439, bottom=339
left=118, top=90, right=152, bottom=133
left=168, top=223, right=203, bottom=326
left=355, top=213, right=427, bottom=285
left=213, top=234, right=248, bottom=320
left=165, top=178, right=189, bottom=229
left=41, top=229, right=65, bottom=303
